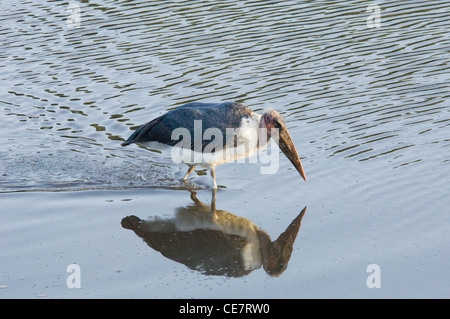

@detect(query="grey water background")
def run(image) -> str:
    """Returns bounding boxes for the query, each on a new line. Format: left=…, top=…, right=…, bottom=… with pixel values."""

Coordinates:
left=1, top=0, right=449, bottom=298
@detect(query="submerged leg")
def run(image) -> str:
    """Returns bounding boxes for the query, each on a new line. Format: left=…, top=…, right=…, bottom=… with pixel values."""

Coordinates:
left=210, top=166, right=217, bottom=190
left=182, top=165, right=196, bottom=181
left=189, top=190, right=202, bottom=205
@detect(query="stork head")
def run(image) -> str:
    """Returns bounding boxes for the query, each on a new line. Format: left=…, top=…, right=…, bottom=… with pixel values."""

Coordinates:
left=261, top=110, right=306, bottom=181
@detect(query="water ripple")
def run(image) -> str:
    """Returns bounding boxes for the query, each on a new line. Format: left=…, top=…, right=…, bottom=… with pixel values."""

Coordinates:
left=0, top=0, right=448, bottom=191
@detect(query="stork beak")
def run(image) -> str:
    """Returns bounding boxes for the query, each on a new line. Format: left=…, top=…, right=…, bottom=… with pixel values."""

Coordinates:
left=273, top=127, right=307, bottom=181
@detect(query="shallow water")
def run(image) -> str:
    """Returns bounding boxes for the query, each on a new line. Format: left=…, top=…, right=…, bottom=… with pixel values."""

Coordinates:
left=1, top=0, right=449, bottom=298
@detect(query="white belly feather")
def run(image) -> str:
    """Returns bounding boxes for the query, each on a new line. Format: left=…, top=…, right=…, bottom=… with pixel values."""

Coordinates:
left=140, top=114, right=262, bottom=167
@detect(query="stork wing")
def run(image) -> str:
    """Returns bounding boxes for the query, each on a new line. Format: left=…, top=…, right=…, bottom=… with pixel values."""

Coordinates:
left=121, top=102, right=254, bottom=153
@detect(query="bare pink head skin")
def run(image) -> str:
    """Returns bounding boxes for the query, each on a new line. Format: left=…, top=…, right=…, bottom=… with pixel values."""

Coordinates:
left=261, top=110, right=306, bottom=181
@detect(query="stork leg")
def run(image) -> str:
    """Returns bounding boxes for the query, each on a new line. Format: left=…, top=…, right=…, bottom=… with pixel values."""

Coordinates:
left=182, top=165, right=196, bottom=181
left=210, top=187, right=217, bottom=213
left=209, top=187, right=218, bottom=217
left=210, top=165, right=217, bottom=190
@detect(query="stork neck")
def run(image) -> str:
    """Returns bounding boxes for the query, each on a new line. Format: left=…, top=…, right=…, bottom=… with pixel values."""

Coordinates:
left=257, top=119, right=271, bottom=148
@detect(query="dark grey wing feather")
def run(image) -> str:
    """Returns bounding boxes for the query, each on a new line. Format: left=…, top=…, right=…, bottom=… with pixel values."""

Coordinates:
left=121, top=114, right=169, bottom=146
left=121, top=102, right=254, bottom=152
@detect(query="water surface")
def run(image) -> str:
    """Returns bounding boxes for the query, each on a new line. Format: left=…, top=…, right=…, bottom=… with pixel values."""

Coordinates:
left=1, top=0, right=449, bottom=298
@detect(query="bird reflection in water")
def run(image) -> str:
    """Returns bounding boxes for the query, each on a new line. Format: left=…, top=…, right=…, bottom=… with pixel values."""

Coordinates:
left=121, top=190, right=307, bottom=277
